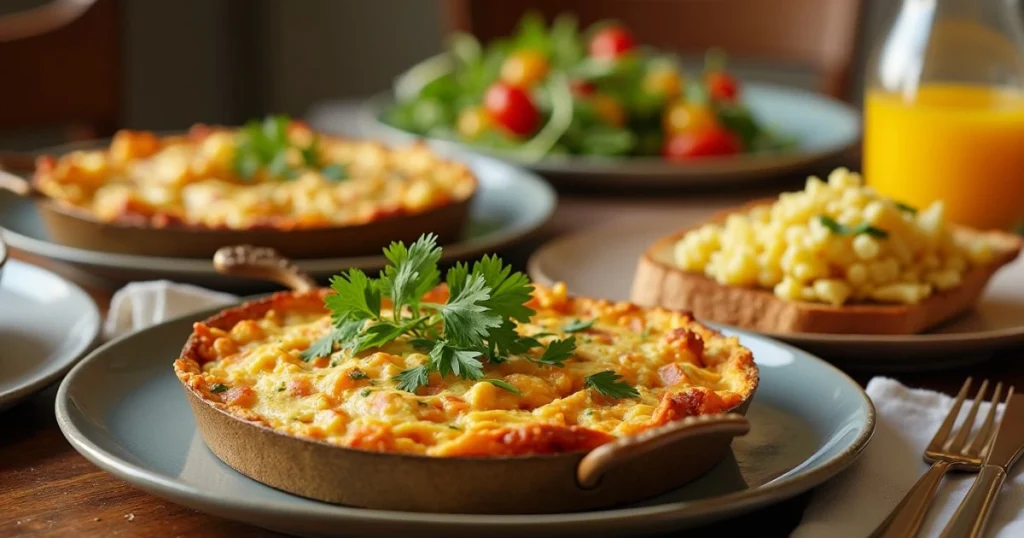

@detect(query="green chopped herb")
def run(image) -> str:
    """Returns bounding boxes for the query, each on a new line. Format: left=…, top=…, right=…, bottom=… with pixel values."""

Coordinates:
left=485, top=379, right=521, bottom=395
left=360, top=389, right=372, bottom=397
left=818, top=215, right=889, bottom=239
left=895, top=201, right=918, bottom=214
left=320, top=163, right=348, bottom=181
left=584, top=371, right=640, bottom=399
left=348, top=369, right=369, bottom=381
left=210, top=383, right=229, bottom=393
left=448, top=425, right=461, bottom=431
left=562, top=318, right=595, bottom=333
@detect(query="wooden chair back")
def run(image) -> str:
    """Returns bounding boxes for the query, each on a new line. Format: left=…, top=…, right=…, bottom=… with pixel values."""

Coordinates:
left=444, top=0, right=865, bottom=100
left=0, top=0, right=120, bottom=139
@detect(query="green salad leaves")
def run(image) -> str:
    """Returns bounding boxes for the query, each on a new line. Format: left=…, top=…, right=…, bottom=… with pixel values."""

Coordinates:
left=384, top=12, right=795, bottom=161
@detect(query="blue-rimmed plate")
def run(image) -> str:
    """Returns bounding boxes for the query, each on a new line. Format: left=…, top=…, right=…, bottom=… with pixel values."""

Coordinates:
left=0, top=259, right=100, bottom=410
left=55, top=304, right=874, bottom=537
left=0, top=151, right=555, bottom=289
left=357, top=83, right=860, bottom=190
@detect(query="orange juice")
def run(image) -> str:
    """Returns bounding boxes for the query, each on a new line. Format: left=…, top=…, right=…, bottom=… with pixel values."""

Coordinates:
left=864, top=84, right=1024, bottom=230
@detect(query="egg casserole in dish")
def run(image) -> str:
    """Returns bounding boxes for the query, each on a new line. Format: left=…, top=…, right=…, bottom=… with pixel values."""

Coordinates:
left=32, top=116, right=477, bottom=231
left=174, top=282, right=757, bottom=457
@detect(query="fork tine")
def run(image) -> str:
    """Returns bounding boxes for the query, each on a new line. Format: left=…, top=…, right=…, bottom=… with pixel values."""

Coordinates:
left=964, top=381, right=1000, bottom=456
left=949, top=379, right=989, bottom=453
left=980, top=385, right=1015, bottom=459
left=927, top=377, right=972, bottom=453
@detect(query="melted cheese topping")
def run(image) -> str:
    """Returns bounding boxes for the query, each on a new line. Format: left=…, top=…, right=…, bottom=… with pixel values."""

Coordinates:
left=177, top=284, right=755, bottom=457
left=33, top=124, right=476, bottom=230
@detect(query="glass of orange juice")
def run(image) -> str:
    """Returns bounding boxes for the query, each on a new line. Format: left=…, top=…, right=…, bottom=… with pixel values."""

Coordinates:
left=864, top=0, right=1024, bottom=231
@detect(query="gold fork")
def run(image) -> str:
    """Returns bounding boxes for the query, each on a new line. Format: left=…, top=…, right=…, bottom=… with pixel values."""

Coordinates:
left=871, top=378, right=1012, bottom=538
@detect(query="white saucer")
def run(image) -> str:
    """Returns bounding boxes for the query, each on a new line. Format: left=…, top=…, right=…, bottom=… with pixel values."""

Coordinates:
left=0, top=259, right=100, bottom=409
left=528, top=217, right=1024, bottom=370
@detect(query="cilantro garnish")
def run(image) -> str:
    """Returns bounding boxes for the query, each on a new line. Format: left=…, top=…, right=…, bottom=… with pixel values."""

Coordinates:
left=484, top=379, right=522, bottom=395
left=302, top=234, right=629, bottom=397
left=562, top=318, right=595, bottom=333
left=210, top=383, right=228, bottom=393
left=894, top=201, right=918, bottom=215
left=817, top=215, right=889, bottom=239
left=584, top=371, right=640, bottom=399
left=232, top=115, right=347, bottom=182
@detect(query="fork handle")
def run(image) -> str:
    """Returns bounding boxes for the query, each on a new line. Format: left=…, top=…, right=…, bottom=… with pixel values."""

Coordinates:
left=940, top=465, right=1006, bottom=538
left=870, top=460, right=952, bottom=538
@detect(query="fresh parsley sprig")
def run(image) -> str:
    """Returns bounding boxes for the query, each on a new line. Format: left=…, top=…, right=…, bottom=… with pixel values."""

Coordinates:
left=233, top=115, right=349, bottom=182
left=817, top=215, right=889, bottom=239
left=301, top=234, right=599, bottom=396
left=585, top=371, right=640, bottom=399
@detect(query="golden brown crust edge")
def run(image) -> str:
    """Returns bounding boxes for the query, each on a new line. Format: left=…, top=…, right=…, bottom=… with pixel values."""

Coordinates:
left=631, top=204, right=1024, bottom=335
left=173, top=289, right=759, bottom=457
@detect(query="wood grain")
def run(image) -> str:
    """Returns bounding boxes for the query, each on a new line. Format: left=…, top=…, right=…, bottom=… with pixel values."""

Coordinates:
left=1, top=193, right=1022, bottom=537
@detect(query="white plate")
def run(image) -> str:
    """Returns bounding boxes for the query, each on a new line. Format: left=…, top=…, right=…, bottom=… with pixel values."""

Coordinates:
left=0, top=152, right=555, bottom=289
left=360, top=83, right=860, bottom=190
left=527, top=218, right=1024, bottom=369
left=56, top=303, right=873, bottom=536
left=0, top=259, right=100, bottom=409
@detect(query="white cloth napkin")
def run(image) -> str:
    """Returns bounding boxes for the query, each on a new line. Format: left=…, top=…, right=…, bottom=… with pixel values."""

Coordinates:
left=793, top=377, right=1024, bottom=538
left=104, top=280, right=238, bottom=338
left=104, top=283, right=1024, bottom=536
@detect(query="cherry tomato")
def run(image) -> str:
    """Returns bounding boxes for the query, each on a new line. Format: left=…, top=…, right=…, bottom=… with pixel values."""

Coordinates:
left=662, top=128, right=741, bottom=160
left=588, top=25, right=635, bottom=59
left=500, top=50, right=550, bottom=88
left=642, top=67, right=683, bottom=98
left=590, top=93, right=626, bottom=127
left=483, top=83, right=539, bottom=136
left=662, top=101, right=718, bottom=135
left=456, top=106, right=492, bottom=140
left=706, top=71, right=740, bottom=102
left=570, top=78, right=596, bottom=96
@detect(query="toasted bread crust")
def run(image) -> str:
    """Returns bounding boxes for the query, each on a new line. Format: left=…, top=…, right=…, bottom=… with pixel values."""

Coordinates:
left=631, top=205, right=1023, bottom=335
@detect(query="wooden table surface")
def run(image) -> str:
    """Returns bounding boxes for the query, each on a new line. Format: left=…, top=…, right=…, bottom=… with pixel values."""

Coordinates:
left=3, top=176, right=1023, bottom=538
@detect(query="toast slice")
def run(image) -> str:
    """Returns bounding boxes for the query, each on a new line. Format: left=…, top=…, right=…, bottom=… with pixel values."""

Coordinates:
left=631, top=205, right=1023, bottom=335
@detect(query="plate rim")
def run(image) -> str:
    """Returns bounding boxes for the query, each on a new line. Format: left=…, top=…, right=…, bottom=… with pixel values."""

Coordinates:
left=527, top=218, right=1024, bottom=348
left=54, top=303, right=874, bottom=531
left=0, top=153, right=557, bottom=275
left=361, top=81, right=861, bottom=179
left=0, top=259, right=100, bottom=408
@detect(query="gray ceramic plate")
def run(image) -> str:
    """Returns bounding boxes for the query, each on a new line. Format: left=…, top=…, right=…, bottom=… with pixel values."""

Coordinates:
left=528, top=218, right=1024, bottom=370
left=361, top=83, right=860, bottom=190
left=55, top=304, right=873, bottom=537
left=0, top=152, right=555, bottom=289
left=0, top=259, right=100, bottom=410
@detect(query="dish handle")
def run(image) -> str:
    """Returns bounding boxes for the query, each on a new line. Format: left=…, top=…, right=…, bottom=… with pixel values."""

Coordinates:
left=0, top=162, right=40, bottom=198
left=576, top=413, right=750, bottom=489
left=213, top=245, right=318, bottom=292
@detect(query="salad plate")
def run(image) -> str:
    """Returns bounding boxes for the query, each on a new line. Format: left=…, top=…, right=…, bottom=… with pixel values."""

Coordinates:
left=56, top=301, right=873, bottom=536
left=528, top=218, right=1024, bottom=369
left=0, top=151, right=555, bottom=288
left=0, top=258, right=100, bottom=410
left=367, top=84, right=859, bottom=189
left=364, top=14, right=859, bottom=189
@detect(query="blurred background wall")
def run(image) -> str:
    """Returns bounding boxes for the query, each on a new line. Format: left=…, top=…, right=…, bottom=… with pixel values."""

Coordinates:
left=2, top=0, right=910, bottom=136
